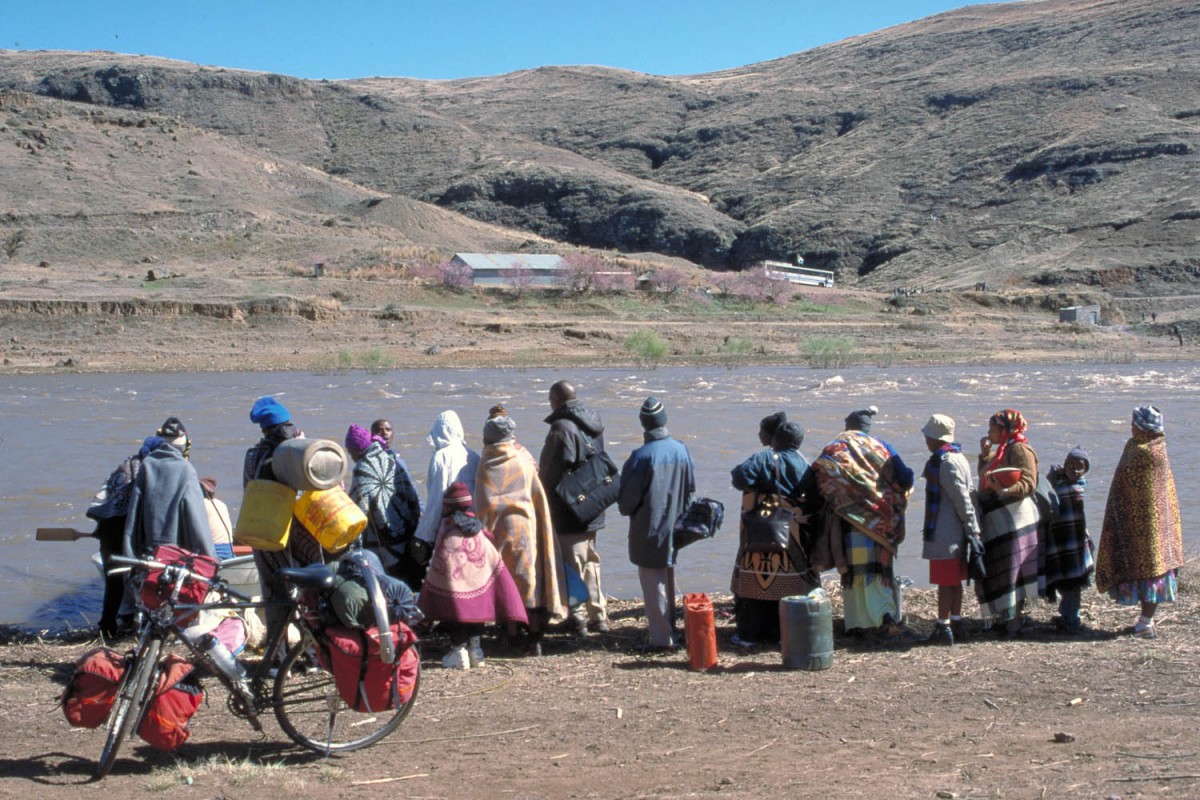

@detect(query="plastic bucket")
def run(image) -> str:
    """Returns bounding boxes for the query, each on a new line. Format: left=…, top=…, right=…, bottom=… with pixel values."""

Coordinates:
left=233, top=479, right=295, bottom=552
left=271, top=438, right=349, bottom=492
left=294, top=487, right=367, bottom=552
left=779, top=589, right=834, bottom=671
left=684, top=592, right=718, bottom=671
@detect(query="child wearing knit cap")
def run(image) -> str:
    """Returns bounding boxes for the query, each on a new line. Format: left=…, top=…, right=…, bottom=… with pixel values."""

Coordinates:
left=1044, top=447, right=1095, bottom=634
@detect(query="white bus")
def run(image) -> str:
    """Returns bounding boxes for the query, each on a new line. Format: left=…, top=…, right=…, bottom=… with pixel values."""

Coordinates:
left=762, top=261, right=835, bottom=288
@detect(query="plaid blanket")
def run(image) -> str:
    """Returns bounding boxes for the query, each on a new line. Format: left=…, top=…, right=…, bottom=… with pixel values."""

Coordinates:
left=1041, top=470, right=1094, bottom=600
left=975, top=494, right=1040, bottom=623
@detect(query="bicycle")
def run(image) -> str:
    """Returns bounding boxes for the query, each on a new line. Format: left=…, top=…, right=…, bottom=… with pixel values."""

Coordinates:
left=94, top=548, right=420, bottom=780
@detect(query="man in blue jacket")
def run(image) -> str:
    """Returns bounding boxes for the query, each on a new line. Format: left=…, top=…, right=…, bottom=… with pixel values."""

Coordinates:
left=618, top=397, right=695, bottom=651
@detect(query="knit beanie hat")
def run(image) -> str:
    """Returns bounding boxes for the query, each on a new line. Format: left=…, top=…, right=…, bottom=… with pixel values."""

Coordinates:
left=1066, top=446, right=1090, bottom=472
left=157, top=416, right=189, bottom=451
left=639, top=396, right=667, bottom=430
left=845, top=406, right=878, bottom=433
left=488, top=404, right=508, bottom=419
left=759, top=411, right=787, bottom=439
left=772, top=421, right=805, bottom=451
left=345, top=424, right=373, bottom=458
left=483, top=415, right=517, bottom=445
left=250, top=396, right=290, bottom=429
left=442, top=481, right=474, bottom=513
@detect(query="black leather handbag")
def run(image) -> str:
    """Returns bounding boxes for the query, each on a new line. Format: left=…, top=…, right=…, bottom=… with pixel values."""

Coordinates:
left=554, top=443, right=620, bottom=527
left=740, top=455, right=792, bottom=554
left=674, top=497, right=725, bottom=550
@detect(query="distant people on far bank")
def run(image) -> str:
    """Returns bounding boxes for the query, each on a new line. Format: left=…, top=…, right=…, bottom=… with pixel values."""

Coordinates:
left=1096, top=405, right=1184, bottom=639
left=539, top=380, right=612, bottom=635
left=619, top=397, right=695, bottom=653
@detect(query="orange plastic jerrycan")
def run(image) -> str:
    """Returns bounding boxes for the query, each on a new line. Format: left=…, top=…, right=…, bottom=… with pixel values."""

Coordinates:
left=684, top=592, right=718, bottom=671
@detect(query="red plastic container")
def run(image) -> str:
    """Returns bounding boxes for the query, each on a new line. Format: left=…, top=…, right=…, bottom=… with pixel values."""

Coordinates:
left=684, top=592, right=718, bottom=671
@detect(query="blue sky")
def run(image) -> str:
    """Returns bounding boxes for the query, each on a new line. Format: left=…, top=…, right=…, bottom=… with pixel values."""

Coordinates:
left=7, top=1, right=1014, bottom=80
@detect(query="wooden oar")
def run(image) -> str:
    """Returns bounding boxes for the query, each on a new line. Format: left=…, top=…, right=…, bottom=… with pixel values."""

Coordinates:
left=35, top=527, right=92, bottom=541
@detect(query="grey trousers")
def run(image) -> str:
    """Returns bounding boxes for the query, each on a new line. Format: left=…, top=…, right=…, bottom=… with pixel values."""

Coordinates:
left=638, top=566, right=677, bottom=647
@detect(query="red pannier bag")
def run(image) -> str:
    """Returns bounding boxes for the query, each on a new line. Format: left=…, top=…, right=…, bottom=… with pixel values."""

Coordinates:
left=322, top=622, right=418, bottom=712
left=61, top=647, right=126, bottom=728
left=140, top=544, right=219, bottom=621
left=137, top=654, right=204, bottom=751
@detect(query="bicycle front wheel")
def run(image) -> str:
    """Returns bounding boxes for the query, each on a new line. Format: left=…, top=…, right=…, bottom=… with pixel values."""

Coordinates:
left=273, top=638, right=418, bottom=754
left=95, top=634, right=162, bottom=780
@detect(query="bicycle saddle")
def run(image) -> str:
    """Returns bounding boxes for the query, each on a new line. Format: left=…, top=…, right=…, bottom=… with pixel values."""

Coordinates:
left=277, top=564, right=336, bottom=590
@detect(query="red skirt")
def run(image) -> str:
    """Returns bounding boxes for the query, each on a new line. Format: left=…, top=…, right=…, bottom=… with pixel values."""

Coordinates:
left=929, top=558, right=967, bottom=586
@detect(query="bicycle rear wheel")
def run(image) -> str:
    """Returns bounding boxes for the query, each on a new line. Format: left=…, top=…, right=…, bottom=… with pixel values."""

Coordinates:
left=273, top=638, right=418, bottom=754
left=94, top=634, right=162, bottom=780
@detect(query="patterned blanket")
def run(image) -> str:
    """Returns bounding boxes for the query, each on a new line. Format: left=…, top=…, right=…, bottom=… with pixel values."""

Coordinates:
left=1096, top=434, right=1184, bottom=593
left=813, top=431, right=906, bottom=553
left=476, top=441, right=566, bottom=618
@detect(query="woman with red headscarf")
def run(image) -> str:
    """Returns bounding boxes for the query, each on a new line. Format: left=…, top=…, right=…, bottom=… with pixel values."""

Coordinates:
left=975, top=409, right=1040, bottom=637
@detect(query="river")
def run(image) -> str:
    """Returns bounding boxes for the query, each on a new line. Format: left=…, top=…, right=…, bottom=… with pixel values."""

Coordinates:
left=3, top=362, right=1197, bottom=629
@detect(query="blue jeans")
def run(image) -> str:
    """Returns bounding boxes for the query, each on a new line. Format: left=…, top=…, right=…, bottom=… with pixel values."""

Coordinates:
left=1058, top=588, right=1082, bottom=629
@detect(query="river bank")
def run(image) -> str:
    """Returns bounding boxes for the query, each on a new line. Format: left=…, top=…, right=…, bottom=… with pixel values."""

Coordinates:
left=2, top=577, right=1197, bottom=799
left=0, top=261, right=1196, bottom=373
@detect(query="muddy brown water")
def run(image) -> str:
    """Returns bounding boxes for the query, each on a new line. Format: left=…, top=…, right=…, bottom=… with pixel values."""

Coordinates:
left=4, top=363, right=1197, bottom=628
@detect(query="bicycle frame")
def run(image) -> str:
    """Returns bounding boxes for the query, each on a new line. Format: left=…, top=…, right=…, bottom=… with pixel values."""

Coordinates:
left=93, top=551, right=419, bottom=778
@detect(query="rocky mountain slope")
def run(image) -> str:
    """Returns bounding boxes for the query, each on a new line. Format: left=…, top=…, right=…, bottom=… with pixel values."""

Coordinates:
left=0, top=0, right=1197, bottom=291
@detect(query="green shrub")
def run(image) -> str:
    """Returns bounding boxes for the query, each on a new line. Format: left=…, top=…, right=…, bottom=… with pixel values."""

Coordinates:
left=625, top=330, right=668, bottom=369
left=800, top=336, right=855, bottom=368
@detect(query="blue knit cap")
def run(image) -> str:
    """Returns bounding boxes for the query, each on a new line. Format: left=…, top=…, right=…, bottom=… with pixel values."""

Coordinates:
left=250, top=396, right=290, bottom=429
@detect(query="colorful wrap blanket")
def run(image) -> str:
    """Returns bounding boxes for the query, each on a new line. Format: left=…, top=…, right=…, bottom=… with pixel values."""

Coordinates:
left=475, top=440, right=566, bottom=619
left=1096, top=433, right=1184, bottom=594
left=813, top=431, right=908, bottom=557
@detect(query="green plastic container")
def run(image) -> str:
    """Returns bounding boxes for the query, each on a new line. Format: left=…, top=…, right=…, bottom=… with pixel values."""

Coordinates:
left=779, top=589, right=834, bottom=670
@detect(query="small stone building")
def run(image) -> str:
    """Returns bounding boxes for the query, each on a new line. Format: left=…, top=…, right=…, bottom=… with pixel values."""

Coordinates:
left=1059, top=305, right=1101, bottom=325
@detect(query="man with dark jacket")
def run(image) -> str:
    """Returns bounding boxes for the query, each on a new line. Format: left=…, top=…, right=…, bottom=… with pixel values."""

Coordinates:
left=122, top=417, right=215, bottom=560
left=618, top=397, right=695, bottom=651
left=539, top=380, right=611, bottom=635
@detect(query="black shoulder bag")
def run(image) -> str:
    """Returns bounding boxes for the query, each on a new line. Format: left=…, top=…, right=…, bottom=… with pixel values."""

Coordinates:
left=740, top=454, right=792, bottom=554
left=554, top=440, right=620, bottom=527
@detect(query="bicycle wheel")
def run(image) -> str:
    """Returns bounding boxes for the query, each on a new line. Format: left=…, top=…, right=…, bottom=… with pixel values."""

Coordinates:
left=94, top=634, right=162, bottom=780
left=273, top=637, right=418, bottom=753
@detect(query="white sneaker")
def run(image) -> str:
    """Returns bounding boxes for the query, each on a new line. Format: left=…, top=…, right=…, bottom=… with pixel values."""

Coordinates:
left=441, top=644, right=471, bottom=670
left=467, top=636, right=485, bottom=668
left=1133, top=619, right=1157, bottom=639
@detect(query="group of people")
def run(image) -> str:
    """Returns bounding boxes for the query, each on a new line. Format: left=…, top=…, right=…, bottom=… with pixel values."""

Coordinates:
left=88, top=383, right=1184, bottom=661
left=726, top=403, right=1184, bottom=648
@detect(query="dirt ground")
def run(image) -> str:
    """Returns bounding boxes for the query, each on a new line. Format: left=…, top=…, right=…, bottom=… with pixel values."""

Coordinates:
left=2, top=573, right=1197, bottom=800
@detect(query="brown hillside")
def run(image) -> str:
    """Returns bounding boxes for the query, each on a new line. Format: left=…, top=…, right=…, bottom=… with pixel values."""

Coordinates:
left=1, top=0, right=1195, bottom=289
